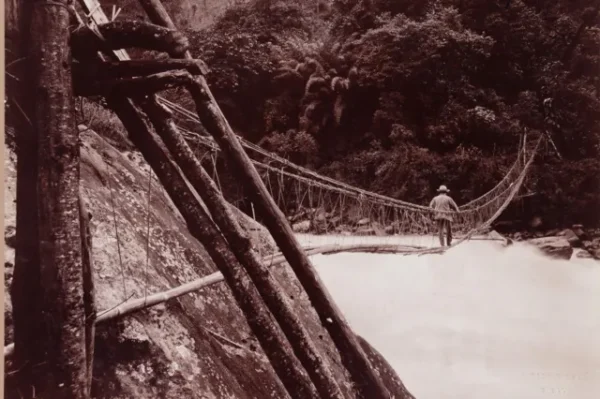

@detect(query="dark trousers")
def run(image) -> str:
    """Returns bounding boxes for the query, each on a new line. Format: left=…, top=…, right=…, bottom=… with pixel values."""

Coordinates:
left=436, top=219, right=452, bottom=247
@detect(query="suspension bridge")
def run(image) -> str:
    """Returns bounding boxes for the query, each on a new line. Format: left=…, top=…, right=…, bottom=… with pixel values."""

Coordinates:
left=5, top=2, right=548, bottom=398
left=159, top=95, right=542, bottom=255
left=4, top=2, right=542, bottom=356
left=73, top=0, right=543, bottom=258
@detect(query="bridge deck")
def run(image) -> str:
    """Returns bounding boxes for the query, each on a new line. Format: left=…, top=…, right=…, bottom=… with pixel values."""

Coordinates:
left=295, top=233, right=505, bottom=253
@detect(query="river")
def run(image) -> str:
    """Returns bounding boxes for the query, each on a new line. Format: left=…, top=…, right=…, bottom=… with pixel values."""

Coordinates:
left=310, top=239, right=600, bottom=399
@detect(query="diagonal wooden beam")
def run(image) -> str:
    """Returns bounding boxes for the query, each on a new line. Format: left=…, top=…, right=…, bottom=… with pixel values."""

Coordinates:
left=133, top=1, right=392, bottom=397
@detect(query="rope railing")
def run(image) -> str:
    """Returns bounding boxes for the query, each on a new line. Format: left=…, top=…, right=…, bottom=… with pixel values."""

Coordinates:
left=183, top=116, right=542, bottom=252
left=158, top=96, right=535, bottom=214
left=181, top=122, right=539, bottom=219
left=459, top=137, right=533, bottom=210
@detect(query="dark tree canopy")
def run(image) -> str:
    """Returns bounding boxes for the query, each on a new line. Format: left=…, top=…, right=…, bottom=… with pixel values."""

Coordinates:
left=166, top=0, right=600, bottom=228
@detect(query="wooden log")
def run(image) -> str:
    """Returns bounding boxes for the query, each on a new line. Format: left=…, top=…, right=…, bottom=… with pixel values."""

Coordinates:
left=107, top=94, right=319, bottom=399
left=133, top=1, right=390, bottom=396
left=142, top=97, right=345, bottom=399
left=93, top=245, right=347, bottom=324
left=31, top=0, right=87, bottom=397
left=188, top=80, right=391, bottom=398
left=5, top=0, right=20, bottom=40
left=79, top=195, right=96, bottom=397
left=90, top=59, right=208, bottom=79
left=75, top=70, right=192, bottom=97
left=70, top=20, right=189, bottom=59
left=137, top=0, right=187, bottom=53
left=199, top=70, right=394, bottom=397
left=77, top=0, right=129, bottom=60
left=356, top=335, right=416, bottom=399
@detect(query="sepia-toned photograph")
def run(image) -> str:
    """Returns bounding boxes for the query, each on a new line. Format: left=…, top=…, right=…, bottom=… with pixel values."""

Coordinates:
left=3, top=0, right=599, bottom=398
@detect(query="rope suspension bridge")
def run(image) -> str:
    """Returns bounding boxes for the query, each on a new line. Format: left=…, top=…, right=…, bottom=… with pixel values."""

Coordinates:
left=73, top=0, right=543, bottom=258
left=5, top=0, right=546, bottom=398
left=160, top=95, right=542, bottom=255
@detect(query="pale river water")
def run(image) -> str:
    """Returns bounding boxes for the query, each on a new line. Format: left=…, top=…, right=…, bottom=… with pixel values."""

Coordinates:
left=300, top=235, right=600, bottom=399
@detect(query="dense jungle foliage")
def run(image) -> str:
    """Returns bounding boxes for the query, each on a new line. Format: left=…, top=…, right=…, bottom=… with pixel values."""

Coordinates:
left=129, top=0, right=600, bottom=229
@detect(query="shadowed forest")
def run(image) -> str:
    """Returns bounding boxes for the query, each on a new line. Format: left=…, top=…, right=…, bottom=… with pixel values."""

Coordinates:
left=95, top=0, right=599, bottom=229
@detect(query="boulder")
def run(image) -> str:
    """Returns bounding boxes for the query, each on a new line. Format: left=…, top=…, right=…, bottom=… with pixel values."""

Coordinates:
left=546, top=228, right=560, bottom=237
left=572, top=224, right=588, bottom=241
left=357, top=217, right=371, bottom=226
left=528, top=236, right=573, bottom=260
left=576, top=250, right=593, bottom=259
left=292, top=220, right=311, bottom=233
left=582, top=238, right=600, bottom=260
left=512, top=232, right=524, bottom=241
left=488, top=230, right=505, bottom=240
left=488, top=230, right=512, bottom=246
left=557, top=229, right=581, bottom=248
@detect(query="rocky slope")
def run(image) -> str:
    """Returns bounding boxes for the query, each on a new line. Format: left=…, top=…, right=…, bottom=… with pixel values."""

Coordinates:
left=3, top=128, right=413, bottom=398
left=510, top=226, right=600, bottom=261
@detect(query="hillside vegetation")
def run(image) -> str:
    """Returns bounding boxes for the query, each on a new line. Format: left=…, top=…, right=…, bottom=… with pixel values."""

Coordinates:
left=168, top=0, right=599, bottom=230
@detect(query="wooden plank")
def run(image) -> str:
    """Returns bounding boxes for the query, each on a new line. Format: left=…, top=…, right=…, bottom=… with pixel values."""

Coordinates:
left=78, top=0, right=130, bottom=60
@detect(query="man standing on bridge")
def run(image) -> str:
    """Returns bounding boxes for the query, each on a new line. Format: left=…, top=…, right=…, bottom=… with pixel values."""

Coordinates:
left=429, top=185, right=460, bottom=247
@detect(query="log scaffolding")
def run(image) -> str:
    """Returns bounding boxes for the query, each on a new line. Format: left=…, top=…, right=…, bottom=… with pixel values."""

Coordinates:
left=133, top=1, right=390, bottom=397
left=7, top=0, right=395, bottom=397
left=141, top=97, right=345, bottom=399
left=109, top=94, right=320, bottom=399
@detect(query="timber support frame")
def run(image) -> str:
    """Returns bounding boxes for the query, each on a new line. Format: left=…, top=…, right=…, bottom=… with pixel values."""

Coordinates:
left=7, top=0, right=396, bottom=397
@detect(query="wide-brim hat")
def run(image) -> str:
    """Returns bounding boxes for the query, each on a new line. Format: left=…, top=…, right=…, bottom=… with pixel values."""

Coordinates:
left=437, top=185, right=450, bottom=193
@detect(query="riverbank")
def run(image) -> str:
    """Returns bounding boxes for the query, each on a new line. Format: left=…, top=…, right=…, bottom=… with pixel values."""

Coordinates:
left=504, top=225, right=600, bottom=260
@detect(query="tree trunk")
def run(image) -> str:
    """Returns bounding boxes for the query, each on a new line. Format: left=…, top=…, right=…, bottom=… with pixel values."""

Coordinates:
left=187, top=79, right=390, bottom=398
left=70, top=20, right=188, bottom=59
left=142, top=97, right=345, bottom=399
left=31, top=0, right=88, bottom=397
left=107, top=95, right=319, bottom=399
left=87, top=59, right=208, bottom=80
left=134, top=1, right=389, bottom=396
left=75, top=70, right=193, bottom=97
